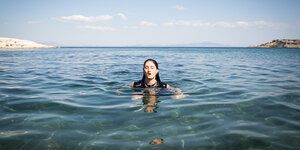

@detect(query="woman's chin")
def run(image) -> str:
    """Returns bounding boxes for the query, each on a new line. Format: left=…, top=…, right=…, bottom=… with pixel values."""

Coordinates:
left=146, top=76, right=155, bottom=80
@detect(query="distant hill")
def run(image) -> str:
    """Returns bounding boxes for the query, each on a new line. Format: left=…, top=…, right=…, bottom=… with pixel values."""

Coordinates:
left=166, top=42, right=230, bottom=47
left=250, top=39, right=300, bottom=48
left=0, top=37, right=56, bottom=49
left=133, top=42, right=230, bottom=47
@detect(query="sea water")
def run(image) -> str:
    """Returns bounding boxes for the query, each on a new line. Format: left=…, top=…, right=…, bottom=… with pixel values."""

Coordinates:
left=0, top=47, right=299, bottom=149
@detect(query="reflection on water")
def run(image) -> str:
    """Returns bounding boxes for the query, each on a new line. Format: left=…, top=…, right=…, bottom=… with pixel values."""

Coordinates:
left=143, top=95, right=158, bottom=113
left=133, top=88, right=163, bottom=143
left=132, top=87, right=185, bottom=113
left=131, top=87, right=186, bottom=144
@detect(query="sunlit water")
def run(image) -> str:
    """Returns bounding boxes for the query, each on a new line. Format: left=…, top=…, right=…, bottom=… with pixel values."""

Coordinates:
left=0, top=47, right=300, bottom=149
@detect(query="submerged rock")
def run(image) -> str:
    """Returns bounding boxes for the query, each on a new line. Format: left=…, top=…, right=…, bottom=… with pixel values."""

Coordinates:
left=127, top=124, right=141, bottom=131
left=150, top=138, right=164, bottom=145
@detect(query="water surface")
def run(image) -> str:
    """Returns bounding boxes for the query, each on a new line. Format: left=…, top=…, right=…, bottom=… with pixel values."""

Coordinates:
left=0, top=47, right=300, bottom=149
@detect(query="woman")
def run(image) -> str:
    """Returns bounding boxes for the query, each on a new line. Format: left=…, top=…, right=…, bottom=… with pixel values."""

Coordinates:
left=130, top=59, right=170, bottom=88
left=130, top=59, right=185, bottom=107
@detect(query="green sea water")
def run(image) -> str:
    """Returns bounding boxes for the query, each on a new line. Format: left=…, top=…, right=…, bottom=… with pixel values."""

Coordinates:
left=0, top=47, right=299, bottom=149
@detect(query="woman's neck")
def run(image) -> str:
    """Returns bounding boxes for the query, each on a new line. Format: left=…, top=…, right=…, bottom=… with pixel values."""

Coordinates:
left=145, top=78, right=157, bottom=85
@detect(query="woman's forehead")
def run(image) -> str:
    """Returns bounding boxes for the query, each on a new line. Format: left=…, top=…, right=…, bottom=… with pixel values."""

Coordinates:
left=144, top=61, right=156, bottom=66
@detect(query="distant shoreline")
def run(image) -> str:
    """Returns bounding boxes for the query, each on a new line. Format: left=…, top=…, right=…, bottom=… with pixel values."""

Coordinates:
left=3, top=46, right=300, bottom=49
left=249, top=39, right=300, bottom=48
left=60, top=46, right=241, bottom=48
left=59, top=46, right=300, bottom=48
left=1, top=37, right=300, bottom=49
left=0, top=37, right=56, bottom=49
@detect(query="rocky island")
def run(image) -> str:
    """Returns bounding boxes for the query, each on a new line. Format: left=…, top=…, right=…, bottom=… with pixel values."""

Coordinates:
left=0, top=37, right=56, bottom=49
left=250, top=39, right=300, bottom=48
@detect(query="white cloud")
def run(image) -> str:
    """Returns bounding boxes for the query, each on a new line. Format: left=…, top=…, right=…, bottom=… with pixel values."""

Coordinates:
left=116, top=13, right=127, bottom=21
left=162, top=20, right=295, bottom=29
left=162, top=22, right=174, bottom=27
left=163, top=20, right=210, bottom=27
left=78, top=25, right=115, bottom=31
left=140, top=21, right=158, bottom=27
left=124, top=26, right=138, bottom=29
left=174, top=5, right=186, bottom=10
left=56, top=15, right=113, bottom=23
left=27, top=20, right=41, bottom=24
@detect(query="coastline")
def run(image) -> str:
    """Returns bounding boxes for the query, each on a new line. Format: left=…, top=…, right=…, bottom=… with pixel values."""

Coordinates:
left=249, top=39, right=300, bottom=48
left=0, top=37, right=56, bottom=49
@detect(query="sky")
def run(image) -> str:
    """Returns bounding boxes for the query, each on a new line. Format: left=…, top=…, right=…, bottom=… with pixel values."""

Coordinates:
left=1, top=0, right=300, bottom=47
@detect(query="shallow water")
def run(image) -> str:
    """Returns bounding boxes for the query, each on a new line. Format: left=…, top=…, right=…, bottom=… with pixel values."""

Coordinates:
left=0, top=47, right=300, bottom=149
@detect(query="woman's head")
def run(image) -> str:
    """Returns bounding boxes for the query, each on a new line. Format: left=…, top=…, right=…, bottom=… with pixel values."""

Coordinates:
left=142, top=59, right=161, bottom=82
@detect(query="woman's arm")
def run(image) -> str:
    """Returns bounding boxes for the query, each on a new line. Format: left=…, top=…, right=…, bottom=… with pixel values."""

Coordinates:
left=166, top=84, right=170, bottom=88
left=166, top=84, right=186, bottom=99
left=130, top=82, right=144, bottom=100
left=166, top=84, right=181, bottom=93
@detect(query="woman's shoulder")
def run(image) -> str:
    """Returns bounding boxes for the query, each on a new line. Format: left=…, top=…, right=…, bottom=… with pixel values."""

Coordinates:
left=158, top=81, right=169, bottom=88
left=130, top=82, right=134, bottom=88
left=131, top=80, right=145, bottom=88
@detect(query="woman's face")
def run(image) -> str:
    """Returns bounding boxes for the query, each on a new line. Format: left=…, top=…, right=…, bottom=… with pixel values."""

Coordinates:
left=144, top=61, right=158, bottom=80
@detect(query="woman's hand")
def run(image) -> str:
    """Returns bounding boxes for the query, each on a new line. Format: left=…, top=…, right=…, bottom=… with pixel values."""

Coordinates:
left=167, top=86, right=187, bottom=99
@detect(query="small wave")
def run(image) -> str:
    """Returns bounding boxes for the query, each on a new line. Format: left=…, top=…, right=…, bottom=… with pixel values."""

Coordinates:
left=165, top=100, right=243, bottom=108
left=0, top=87, right=42, bottom=95
left=0, top=130, right=30, bottom=138
left=54, top=100, right=130, bottom=109
left=62, top=83, right=94, bottom=89
left=202, top=78, right=222, bottom=83
left=228, top=130, right=269, bottom=138
left=182, top=78, right=203, bottom=85
left=274, top=101, right=300, bottom=111
left=265, top=116, right=300, bottom=128
left=112, top=70, right=130, bottom=75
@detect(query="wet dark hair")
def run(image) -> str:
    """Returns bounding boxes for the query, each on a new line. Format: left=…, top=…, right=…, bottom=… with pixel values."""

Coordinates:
left=142, top=59, right=161, bottom=82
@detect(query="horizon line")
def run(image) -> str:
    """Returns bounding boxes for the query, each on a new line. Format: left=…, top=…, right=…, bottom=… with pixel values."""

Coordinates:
left=59, top=46, right=244, bottom=48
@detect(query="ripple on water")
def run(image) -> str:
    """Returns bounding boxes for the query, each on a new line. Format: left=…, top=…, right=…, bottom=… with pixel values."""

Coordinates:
left=0, top=87, right=42, bottom=96
left=1, top=48, right=300, bottom=149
